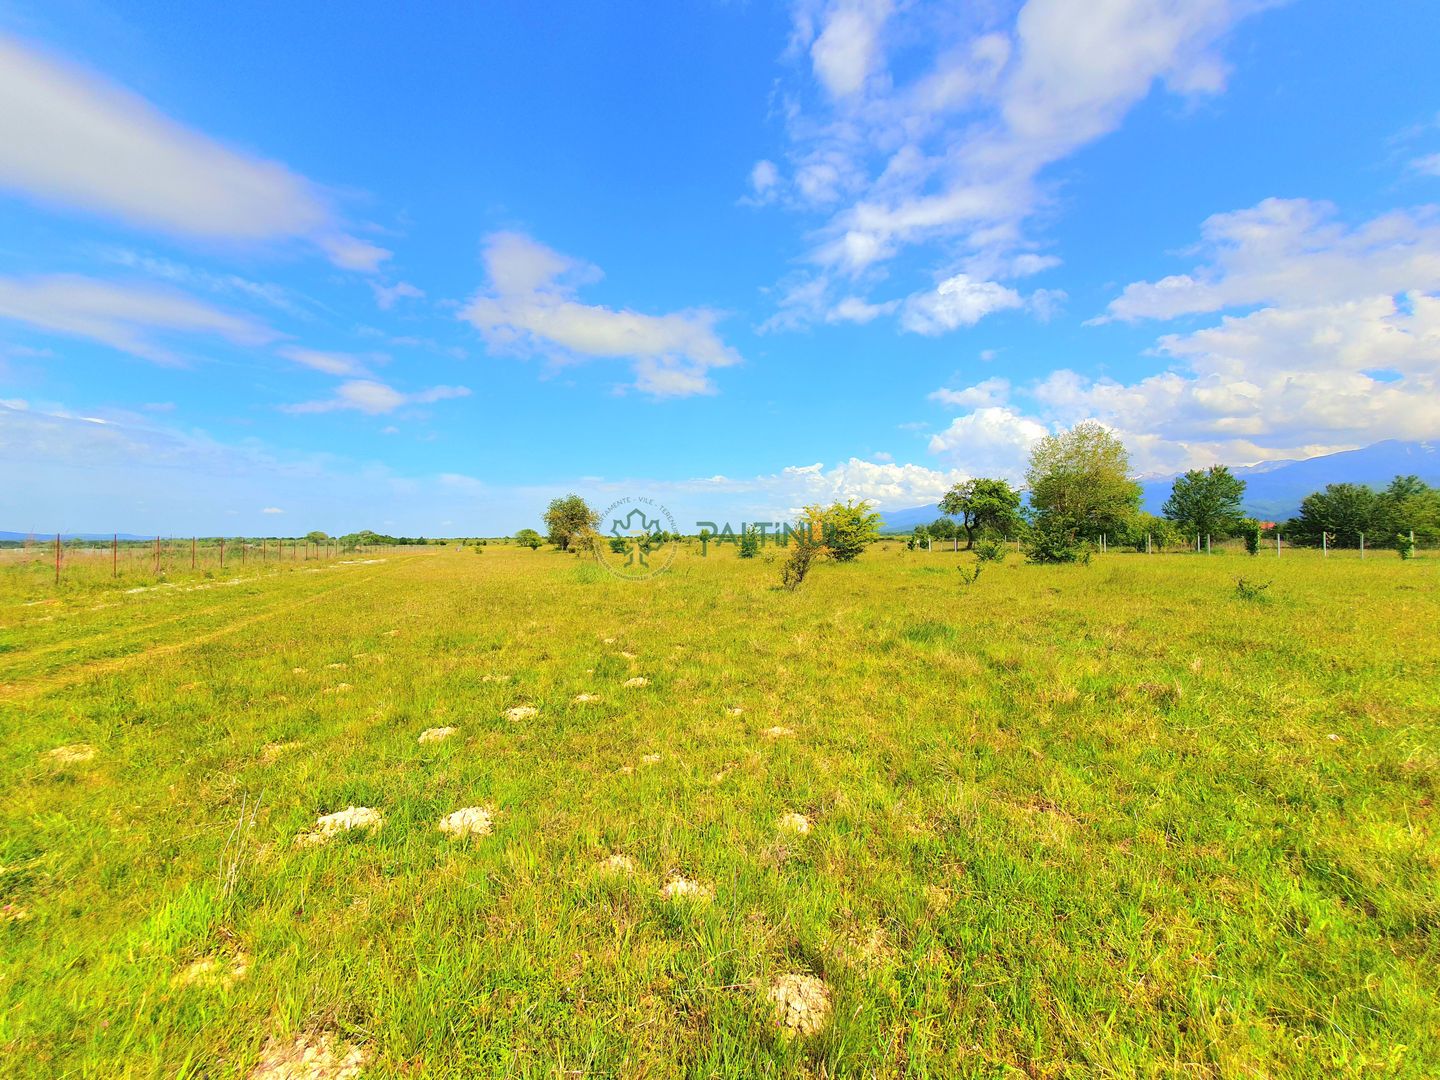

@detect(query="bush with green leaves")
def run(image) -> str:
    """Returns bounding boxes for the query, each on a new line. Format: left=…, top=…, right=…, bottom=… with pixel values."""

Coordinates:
left=514, top=528, right=544, bottom=550
left=814, top=500, right=881, bottom=563
left=738, top=528, right=760, bottom=559
left=1023, top=516, right=1092, bottom=565
left=1397, top=533, right=1416, bottom=559
left=974, top=537, right=1007, bottom=563
left=1234, top=576, right=1271, bottom=601
left=1244, top=525, right=1261, bottom=556
left=779, top=535, right=820, bottom=591
left=956, top=565, right=982, bottom=586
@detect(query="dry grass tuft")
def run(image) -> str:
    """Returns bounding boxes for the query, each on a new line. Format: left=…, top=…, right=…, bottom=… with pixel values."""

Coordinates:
left=660, top=875, right=712, bottom=902
left=437, top=806, right=494, bottom=838
left=778, top=812, right=812, bottom=835
left=767, top=973, right=832, bottom=1037
left=295, top=807, right=383, bottom=846
left=249, top=1031, right=366, bottom=1080
left=46, top=744, right=97, bottom=764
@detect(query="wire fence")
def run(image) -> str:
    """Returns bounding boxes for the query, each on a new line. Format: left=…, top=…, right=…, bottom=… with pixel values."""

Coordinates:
left=0, top=535, right=405, bottom=587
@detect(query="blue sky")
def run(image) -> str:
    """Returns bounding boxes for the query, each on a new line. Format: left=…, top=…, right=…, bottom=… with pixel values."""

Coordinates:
left=1, top=0, right=1438, bottom=536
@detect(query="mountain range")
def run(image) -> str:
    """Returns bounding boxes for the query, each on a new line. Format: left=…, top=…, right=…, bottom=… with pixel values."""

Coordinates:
left=879, top=440, right=1439, bottom=533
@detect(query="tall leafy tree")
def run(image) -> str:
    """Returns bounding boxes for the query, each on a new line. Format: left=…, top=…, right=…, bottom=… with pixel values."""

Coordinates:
left=1025, top=421, right=1141, bottom=544
left=1286, top=483, right=1381, bottom=547
left=514, top=528, right=543, bottom=549
left=939, top=478, right=1024, bottom=549
left=543, top=494, right=599, bottom=552
left=1162, top=465, right=1247, bottom=540
left=1379, top=475, right=1440, bottom=544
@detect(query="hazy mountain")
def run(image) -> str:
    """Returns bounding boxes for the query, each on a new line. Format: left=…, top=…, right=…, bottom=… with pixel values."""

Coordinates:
left=878, top=440, right=1439, bottom=532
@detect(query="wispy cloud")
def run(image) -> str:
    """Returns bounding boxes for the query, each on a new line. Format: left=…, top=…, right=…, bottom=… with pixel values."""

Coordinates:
left=459, top=232, right=742, bottom=397
left=755, top=0, right=1272, bottom=327
left=0, top=274, right=276, bottom=363
left=281, top=379, right=471, bottom=415
left=0, top=32, right=387, bottom=270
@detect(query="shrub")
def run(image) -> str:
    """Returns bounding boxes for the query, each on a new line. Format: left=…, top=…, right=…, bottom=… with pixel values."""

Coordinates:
left=974, top=537, right=1007, bottom=563
left=738, top=528, right=760, bottom=559
left=1233, top=577, right=1271, bottom=601
left=1023, top=517, right=1092, bottom=564
left=1397, top=533, right=1416, bottom=559
left=609, top=537, right=628, bottom=555
left=780, top=537, right=820, bottom=591
left=1244, top=526, right=1261, bottom=556
left=818, top=501, right=882, bottom=562
left=956, top=565, right=982, bottom=586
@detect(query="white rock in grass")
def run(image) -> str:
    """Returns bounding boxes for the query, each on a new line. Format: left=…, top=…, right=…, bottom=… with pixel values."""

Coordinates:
left=438, top=806, right=494, bottom=838
left=601, top=853, right=635, bottom=874
left=660, top=875, right=712, bottom=902
left=417, top=726, right=458, bottom=744
left=326, top=662, right=347, bottom=670
left=249, top=1031, right=366, bottom=1080
left=481, top=673, right=510, bottom=683
left=640, top=753, right=663, bottom=765
left=619, top=651, right=638, bottom=660
left=505, top=705, right=538, bottom=721
left=778, top=812, right=812, bottom=835
left=295, top=806, right=383, bottom=846
left=175, top=950, right=250, bottom=989
left=768, top=973, right=832, bottom=1037
left=573, top=693, right=601, bottom=704
left=726, top=706, right=744, bottom=717
left=622, top=677, right=648, bottom=688
left=761, top=726, right=796, bottom=739
left=321, top=683, right=352, bottom=694
left=46, top=744, right=97, bottom=764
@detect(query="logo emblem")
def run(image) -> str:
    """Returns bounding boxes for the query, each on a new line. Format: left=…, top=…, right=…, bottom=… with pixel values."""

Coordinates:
left=596, top=497, right=678, bottom=580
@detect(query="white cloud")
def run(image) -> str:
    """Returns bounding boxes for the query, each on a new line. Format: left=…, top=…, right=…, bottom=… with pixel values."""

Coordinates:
left=756, top=0, right=1269, bottom=323
left=958, top=197, right=1440, bottom=473
left=926, top=406, right=1049, bottom=479
left=901, top=273, right=1023, bottom=333
left=262, top=506, right=284, bottom=514
left=809, top=0, right=893, bottom=98
left=1100, top=199, right=1440, bottom=322
left=282, top=379, right=471, bottom=415
left=276, top=346, right=375, bottom=377
left=370, top=281, right=425, bottom=310
left=0, top=274, right=275, bottom=363
left=1411, top=153, right=1440, bottom=177
left=0, top=33, right=386, bottom=270
left=459, top=232, right=741, bottom=397
left=929, top=376, right=1011, bottom=408
left=749, top=159, right=781, bottom=201
left=827, top=295, right=899, bottom=324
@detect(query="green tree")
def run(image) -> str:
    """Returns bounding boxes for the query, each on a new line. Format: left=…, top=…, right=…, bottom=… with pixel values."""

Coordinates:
left=1026, top=421, right=1141, bottom=545
left=927, top=517, right=958, bottom=543
left=305, top=530, right=329, bottom=545
left=908, top=524, right=930, bottom=551
left=543, top=494, right=599, bottom=552
left=515, top=528, right=543, bottom=550
left=738, top=527, right=760, bottom=559
left=938, top=478, right=1024, bottom=549
left=1286, top=483, right=1382, bottom=547
left=813, top=500, right=882, bottom=562
left=1162, top=465, right=1247, bottom=541
left=1378, top=475, right=1440, bottom=545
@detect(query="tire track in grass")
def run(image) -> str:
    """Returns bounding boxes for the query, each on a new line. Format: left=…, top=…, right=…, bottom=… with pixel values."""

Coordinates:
left=0, top=559, right=409, bottom=702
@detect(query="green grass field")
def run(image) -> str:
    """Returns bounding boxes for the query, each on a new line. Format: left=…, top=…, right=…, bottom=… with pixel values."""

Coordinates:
left=2, top=543, right=1437, bottom=1077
